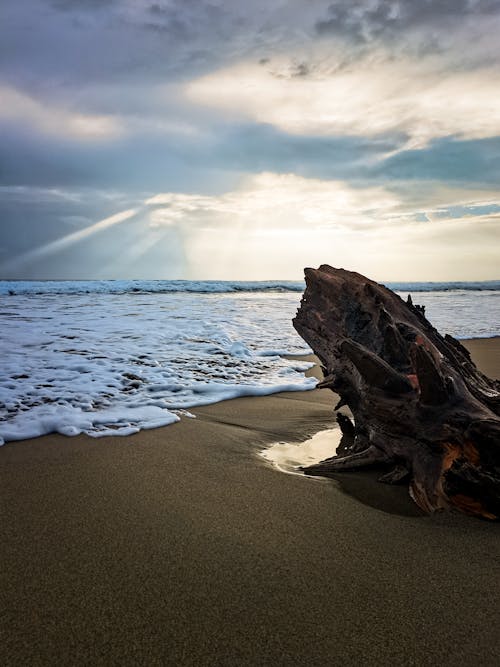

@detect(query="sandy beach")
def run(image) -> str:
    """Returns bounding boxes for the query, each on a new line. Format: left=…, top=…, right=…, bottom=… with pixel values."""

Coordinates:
left=1, top=338, right=499, bottom=666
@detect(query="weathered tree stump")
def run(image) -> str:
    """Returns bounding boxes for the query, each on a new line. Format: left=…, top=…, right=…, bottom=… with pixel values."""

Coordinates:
left=293, top=265, right=500, bottom=519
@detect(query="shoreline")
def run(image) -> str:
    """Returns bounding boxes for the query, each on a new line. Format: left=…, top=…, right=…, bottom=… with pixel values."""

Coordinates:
left=0, top=337, right=497, bottom=449
left=1, top=338, right=499, bottom=665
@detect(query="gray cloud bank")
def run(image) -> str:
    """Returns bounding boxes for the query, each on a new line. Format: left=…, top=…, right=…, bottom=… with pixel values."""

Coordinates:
left=316, top=0, right=500, bottom=41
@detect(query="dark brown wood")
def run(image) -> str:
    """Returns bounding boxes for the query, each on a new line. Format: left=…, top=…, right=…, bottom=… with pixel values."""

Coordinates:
left=293, top=265, right=500, bottom=519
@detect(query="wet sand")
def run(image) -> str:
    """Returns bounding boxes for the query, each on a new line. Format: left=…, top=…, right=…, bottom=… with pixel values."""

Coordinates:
left=1, top=339, right=499, bottom=665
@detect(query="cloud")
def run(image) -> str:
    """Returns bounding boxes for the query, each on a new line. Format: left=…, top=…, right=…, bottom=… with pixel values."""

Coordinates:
left=0, top=208, right=139, bottom=273
left=0, top=185, right=83, bottom=204
left=2, top=173, right=500, bottom=280
left=1, top=1, right=499, bottom=282
left=145, top=172, right=500, bottom=236
left=2, top=0, right=498, bottom=102
left=51, top=0, right=115, bottom=11
left=142, top=1, right=225, bottom=37
left=372, top=137, right=500, bottom=185
left=145, top=172, right=401, bottom=231
left=0, top=86, right=122, bottom=141
left=144, top=172, right=500, bottom=280
left=0, top=185, right=143, bottom=272
left=186, top=55, right=500, bottom=147
left=315, top=0, right=500, bottom=42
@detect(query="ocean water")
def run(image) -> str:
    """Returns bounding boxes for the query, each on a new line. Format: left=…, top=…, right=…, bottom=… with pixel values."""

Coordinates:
left=0, top=280, right=499, bottom=445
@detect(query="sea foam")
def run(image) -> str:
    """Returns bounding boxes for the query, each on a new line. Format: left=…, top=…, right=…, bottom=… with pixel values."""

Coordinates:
left=0, top=291, right=315, bottom=444
left=0, top=283, right=498, bottom=444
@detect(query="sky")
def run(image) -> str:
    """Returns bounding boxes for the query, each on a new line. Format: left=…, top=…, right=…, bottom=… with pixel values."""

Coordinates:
left=0, top=0, right=499, bottom=281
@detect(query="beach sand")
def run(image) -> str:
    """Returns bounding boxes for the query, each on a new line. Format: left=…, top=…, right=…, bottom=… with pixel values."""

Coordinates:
left=1, top=339, right=499, bottom=665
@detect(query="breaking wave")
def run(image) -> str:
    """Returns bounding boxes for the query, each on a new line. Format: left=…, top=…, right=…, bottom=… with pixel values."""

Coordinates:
left=1, top=279, right=500, bottom=296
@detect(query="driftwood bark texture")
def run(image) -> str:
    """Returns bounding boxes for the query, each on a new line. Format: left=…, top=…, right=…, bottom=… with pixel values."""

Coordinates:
left=293, top=265, right=500, bottom=519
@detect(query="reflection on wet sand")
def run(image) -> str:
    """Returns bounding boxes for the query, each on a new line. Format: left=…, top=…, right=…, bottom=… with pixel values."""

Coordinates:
left=261, top=427, right=341, bottom=475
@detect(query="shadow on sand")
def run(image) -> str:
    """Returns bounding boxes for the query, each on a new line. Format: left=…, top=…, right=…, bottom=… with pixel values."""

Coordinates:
left=323, top=467, right=425, bottom=518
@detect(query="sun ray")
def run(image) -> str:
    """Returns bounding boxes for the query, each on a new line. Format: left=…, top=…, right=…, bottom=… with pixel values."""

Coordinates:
left=0, top=208, right=140, bottom=274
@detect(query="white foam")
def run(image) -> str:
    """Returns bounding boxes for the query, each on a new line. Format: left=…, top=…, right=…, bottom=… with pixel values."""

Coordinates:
left=1, top=285, right=498, bottom=445
left=0, top=291, right=314, bottom=444
left=0, top=403, right=179, bottom=442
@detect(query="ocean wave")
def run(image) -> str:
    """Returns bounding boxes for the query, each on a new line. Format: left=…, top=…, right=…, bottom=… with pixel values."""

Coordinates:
left=390, top=281, right=500, bottom=293
left=1, top=279, right=500, bottom=296
left=0, top=279, right=305, bottom=296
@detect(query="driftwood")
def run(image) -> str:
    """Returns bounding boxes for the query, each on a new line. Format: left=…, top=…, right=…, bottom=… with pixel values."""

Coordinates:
left=293, top=265, right=500, bottom=519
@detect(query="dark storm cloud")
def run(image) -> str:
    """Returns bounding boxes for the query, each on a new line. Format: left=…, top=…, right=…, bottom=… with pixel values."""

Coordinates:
left=139, top=0, right=228, bottom=57
left=1, top=0, right=234, bottom=92
left=316, top=0, right=500, bottom=42
left=2, top=0, right=498, bottom=100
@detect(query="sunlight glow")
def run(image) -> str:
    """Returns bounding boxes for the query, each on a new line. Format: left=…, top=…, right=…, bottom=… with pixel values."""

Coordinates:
left=144, top=173, right=500, bottom=280
left=186, top=57, right=500, bottom=147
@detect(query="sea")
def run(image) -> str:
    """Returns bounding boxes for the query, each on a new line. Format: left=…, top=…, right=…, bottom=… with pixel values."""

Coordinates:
left=1, top=279, right=499, bottom=445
